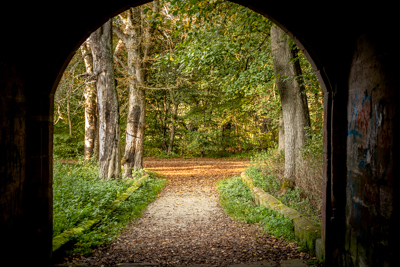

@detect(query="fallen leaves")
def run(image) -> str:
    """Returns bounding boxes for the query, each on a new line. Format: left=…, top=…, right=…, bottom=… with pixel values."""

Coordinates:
left=62, top=158, right=310, bottom=266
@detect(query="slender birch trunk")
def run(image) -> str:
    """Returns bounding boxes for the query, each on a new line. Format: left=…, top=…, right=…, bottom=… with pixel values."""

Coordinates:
left=271, top=25, right=310, bottom=189
left=81, top=41, right=98, bottom=160
left=91, top=19, right=121, bottom=179
left=67, top=97, right=72, bottom=136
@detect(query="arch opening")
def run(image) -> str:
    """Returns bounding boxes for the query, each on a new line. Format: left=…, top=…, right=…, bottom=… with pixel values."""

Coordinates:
left=2, top=1, right=397, bottom=267
left=51, top=1, right=328, bottom=266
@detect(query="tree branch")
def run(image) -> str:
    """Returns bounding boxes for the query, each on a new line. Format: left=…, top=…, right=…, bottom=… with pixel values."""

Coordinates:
left=112, top=25, right=128, bottom=43
left=113, top=54, right=133, bottom=76
left=138, top=85, right=178, bottom=90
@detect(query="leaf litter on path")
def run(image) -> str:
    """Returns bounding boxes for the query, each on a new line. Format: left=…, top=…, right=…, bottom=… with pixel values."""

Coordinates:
left=70, top=158, right=310, bottom=266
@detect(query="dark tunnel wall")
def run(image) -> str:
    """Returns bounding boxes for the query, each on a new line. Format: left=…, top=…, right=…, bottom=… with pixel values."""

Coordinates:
left=345, top=32, right=397, bottom=266
left=0, top=1, right=398, bottom=266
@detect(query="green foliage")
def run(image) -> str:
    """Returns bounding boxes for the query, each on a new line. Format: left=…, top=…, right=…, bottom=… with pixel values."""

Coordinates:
left=53, top=160, right=166, bottom=255
left=142, top=0, right=281, bottom=156
left=54, top=0, right=323, bottom=161
left=217, top=176, right=296, bottom=241
left=245, top=149, right=321, bottom=225
left=301, top=126, right=323, bottom=166
left=53, top=134, right=84, bottom=159
left=246, top=151, right=282, bottom=196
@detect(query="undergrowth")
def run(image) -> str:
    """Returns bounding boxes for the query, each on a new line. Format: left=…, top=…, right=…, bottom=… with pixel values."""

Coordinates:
left=53, top=159, right=166, bottom=255
left=145, top=149, right=255, bottom=160
left=217, top=176, right=296, bottom=241
left=246, top=148, right=321, bottom=225
left=53, top=134, right=84, bottom=159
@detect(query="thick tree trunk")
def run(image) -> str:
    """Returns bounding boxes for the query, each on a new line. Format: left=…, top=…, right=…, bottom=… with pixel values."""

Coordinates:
left=123, top=79, right=146, bottom=176
left=113, top=2, right=159, bottom=177
left=278, top=114, right=285, bottom=152
left=81, top=41, right=98, bottom=160
left=271, top=25, right=310, bottom=189
left=94, top=103, right=100, bottom=159
left=291, top=47, right=311, bottom=151
left=91, top=19, right=121, bottom=179
left=115, top=7, right=146, bottom=176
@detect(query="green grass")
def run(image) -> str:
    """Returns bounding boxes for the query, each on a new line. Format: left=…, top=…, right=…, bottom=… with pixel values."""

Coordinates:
left=217, top=176, right=296, bottom=241
left=53, top=159, right=166, bottom=255
left=245, top=165, right=320, bottom=225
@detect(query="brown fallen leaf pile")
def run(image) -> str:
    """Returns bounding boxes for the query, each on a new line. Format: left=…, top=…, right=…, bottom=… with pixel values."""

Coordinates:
left=64, top=157, right=310, bottom=266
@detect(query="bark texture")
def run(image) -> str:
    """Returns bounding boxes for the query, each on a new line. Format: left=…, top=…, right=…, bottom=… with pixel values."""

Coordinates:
left=91, top=19, right=121, bottom=179
left=81, top=41, right=98, bottom=160
left=278, top=114, right=285, bottom=152
left=271, top=25, right=310, bottom=188
left=114, top=1, right=159, bottom=177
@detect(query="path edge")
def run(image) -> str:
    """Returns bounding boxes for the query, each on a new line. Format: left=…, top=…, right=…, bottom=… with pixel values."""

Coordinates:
left=240, top=171, right=324, bottom=262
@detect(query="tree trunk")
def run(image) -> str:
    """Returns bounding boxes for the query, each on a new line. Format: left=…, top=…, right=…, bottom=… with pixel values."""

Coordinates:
left=91, top=19, right=120, bottom=179
left=94, top=102, right=100, bottom=160
left=168, top=102, right=179, bottom=154
left=271, top=25, right=310, bottom=189
left=67, top=97, right=72, bottom=136
left=278, top=114, right=285, bottom=152
left=291, top=47, right=311, bottom=150
left=81, top=41, right=98, bottom=160
left=161, top=94, right=169, bottom=151
left=124, top=79, right=146, bottom=175
left=113, top=2, right=159, bottom=177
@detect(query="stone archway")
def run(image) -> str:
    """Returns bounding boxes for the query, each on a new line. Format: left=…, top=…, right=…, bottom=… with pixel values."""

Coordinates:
left=0, top=1, right=397, bottom=266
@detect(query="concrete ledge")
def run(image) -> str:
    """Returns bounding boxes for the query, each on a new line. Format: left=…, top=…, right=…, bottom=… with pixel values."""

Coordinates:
left=52, top=173, right=149, bottom=254
left=241, top=172, right=324, bottom=261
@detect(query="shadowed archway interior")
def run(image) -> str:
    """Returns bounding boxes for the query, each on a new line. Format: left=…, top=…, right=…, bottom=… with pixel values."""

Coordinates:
left=0, top=1, right=397, bottom=266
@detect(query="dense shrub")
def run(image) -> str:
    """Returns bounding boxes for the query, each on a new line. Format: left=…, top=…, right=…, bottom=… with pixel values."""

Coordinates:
left=53, top=134, right=85, bottom=159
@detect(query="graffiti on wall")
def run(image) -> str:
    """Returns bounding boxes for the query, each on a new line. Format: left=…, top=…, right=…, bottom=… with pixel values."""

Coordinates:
left=348, top=92, right=390, bottom=176
left=346, top=90, right=393, bottom=243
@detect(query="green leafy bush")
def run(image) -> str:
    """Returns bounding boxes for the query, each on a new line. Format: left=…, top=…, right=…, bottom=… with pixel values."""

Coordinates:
left=53, top=134, right=84, bottom=159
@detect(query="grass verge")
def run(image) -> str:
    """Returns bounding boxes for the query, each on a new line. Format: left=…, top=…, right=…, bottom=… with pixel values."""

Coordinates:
left=53, top=159, right=166, bottom=256
left=216, top=176, right=296, bottom=241
left=217, top=176, right=324, bottom=266
left=246, top=149, right=321, bottom=225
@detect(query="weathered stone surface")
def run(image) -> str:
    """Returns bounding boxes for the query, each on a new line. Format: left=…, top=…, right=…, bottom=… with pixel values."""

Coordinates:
left=241, top=172, right=321, bottom=258
left=118, top=263, right=160, bottom=266
left=279, top=259, right=308, bottom=266
left=229, top=260, right=277, bottom=266
left=344, top=32, right=397, bottom=266
left=314, top=238, right=324, bottom=262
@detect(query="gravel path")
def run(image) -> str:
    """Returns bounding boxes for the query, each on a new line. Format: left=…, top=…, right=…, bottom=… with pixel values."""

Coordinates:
left=77, top=158, right=309, bottom=266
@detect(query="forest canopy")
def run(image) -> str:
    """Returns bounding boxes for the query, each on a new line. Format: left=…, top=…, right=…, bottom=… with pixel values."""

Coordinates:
left=52, top=1, right=325, bottom=256
left=54, top=0, right=323, bottom=166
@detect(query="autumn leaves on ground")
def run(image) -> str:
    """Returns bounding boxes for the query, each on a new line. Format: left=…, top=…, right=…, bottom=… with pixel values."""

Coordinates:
left=72, top=158, right=307, bottom=266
